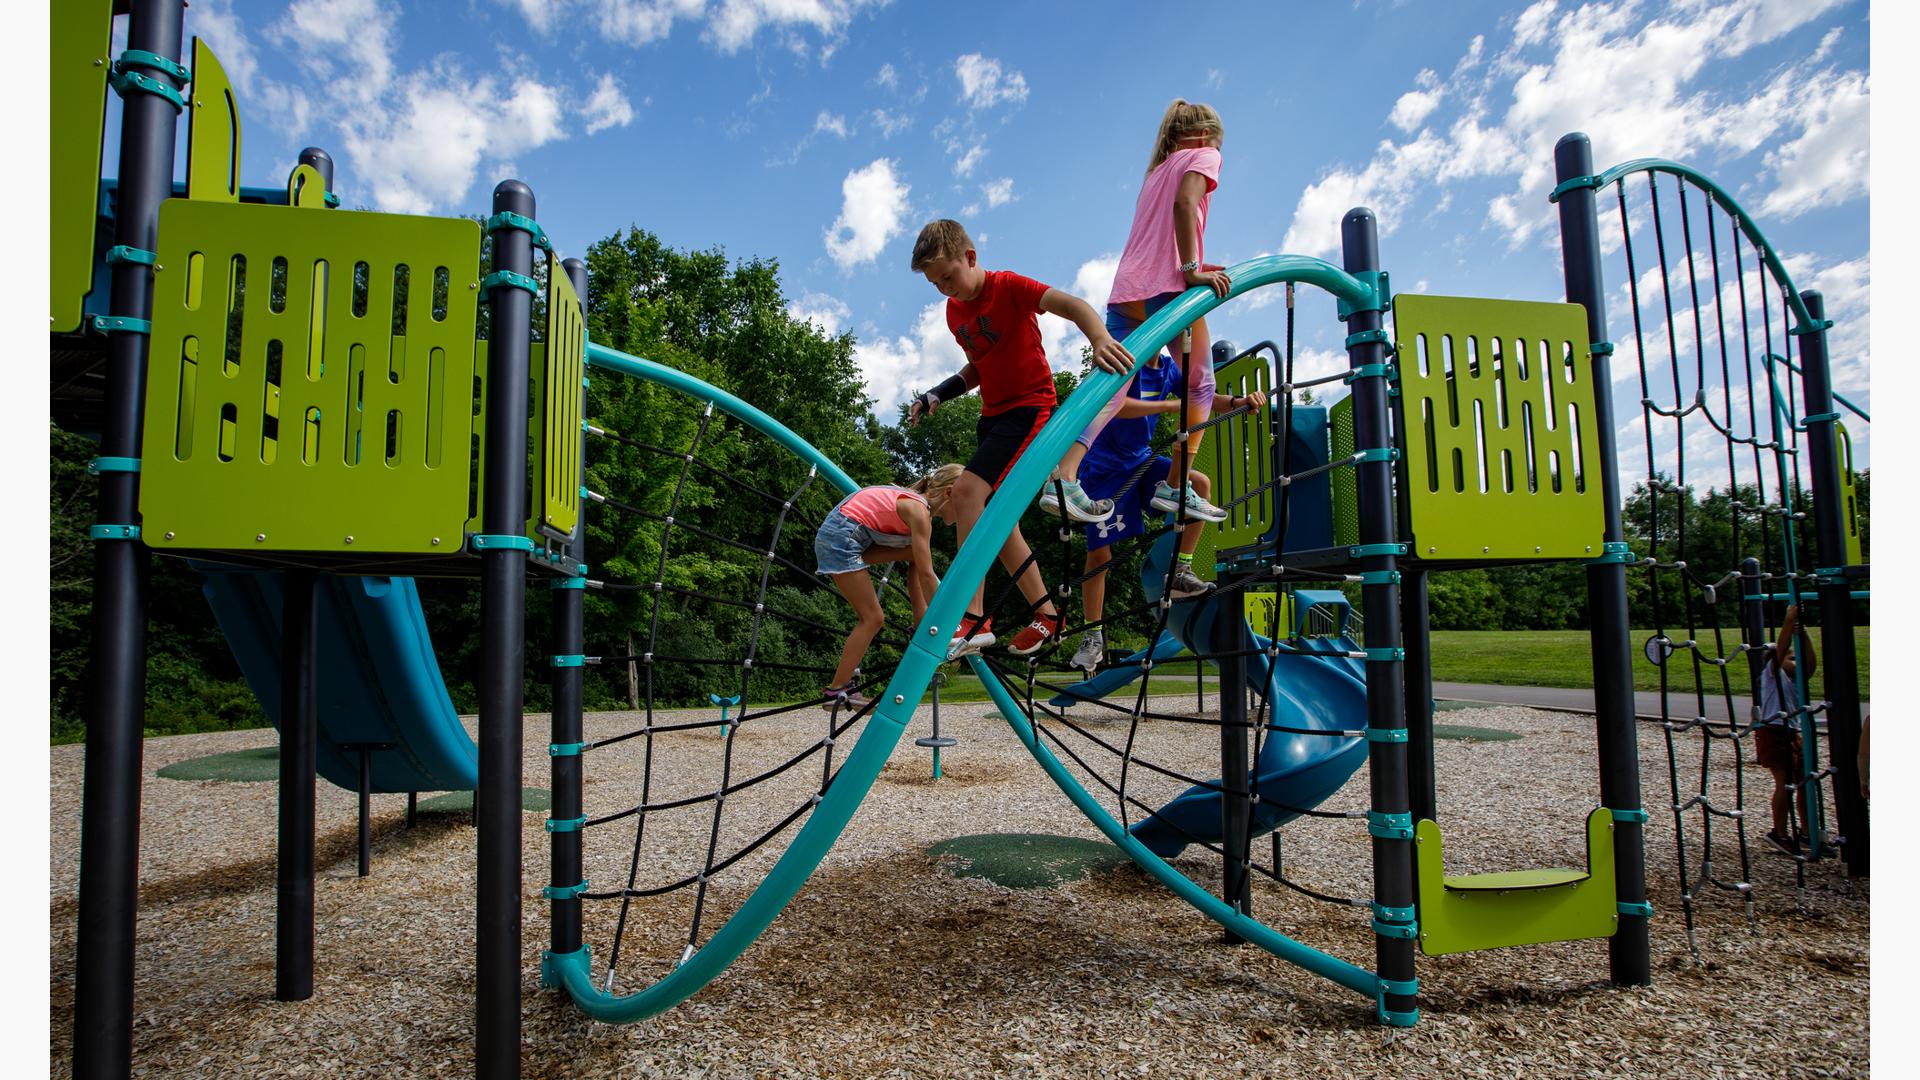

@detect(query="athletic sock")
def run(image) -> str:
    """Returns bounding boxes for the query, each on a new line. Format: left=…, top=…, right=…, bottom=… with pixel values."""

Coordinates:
left=1176, top=552, right=1194, bottom=566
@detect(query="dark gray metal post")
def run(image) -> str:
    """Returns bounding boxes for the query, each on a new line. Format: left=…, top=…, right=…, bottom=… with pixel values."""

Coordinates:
left=276, top=568, right=319, bottom=1000
left=1217, top=584, right=1252, bottom=942
left=73, top=4, right=183, bottom=1074
left=1793, top=291, right=1866, bottom=877
left=1402, top=570, right=1437, bottom=824
left=1343, top=208, right=1416, bottom=1025
left=478, top=181, right=536, bottom=1080
left=1739, top=557, right=1767, bottom=693
left=1553, top=131, right=1650, bottom=985
left=551, top=257, right=590, bottom=961
left=356, top=747, right=373, bottom=877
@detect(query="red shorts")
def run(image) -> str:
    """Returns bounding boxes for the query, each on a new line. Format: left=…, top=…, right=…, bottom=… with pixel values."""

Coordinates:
left=1754, top=725, right=1803, bottom=774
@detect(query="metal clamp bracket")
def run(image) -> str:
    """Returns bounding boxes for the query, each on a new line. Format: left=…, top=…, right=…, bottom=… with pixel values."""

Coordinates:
left=1367, top=810, right=1413, bottom=840
left=1366, top=726, right=1409, bottom=743
left=120, top=48, right=191, bottom=82
left=1589, top=340, right=1614, bottom=357
left=550, top=654, right=586, bottom=668
left=1349, top=542, right=1408, bottom=558
left=550, top=577, right=588, bottom=590
left=1364, top=647, right=1406, bottom=663
left=1617, top=900, right=1653, bottom=918
left=548, top=742, right=587, bottom=757
left=1787, top=318, right=1834, bottom=337
left=481, top=270, right=539, bottom=296
left=1814, top=567, right=1853, bottom=586
left=543, top=815, right=589, bottom=833
left=1377, top=1001, right=1420, bottom=1028
left=91, top=315, right=151, bottom=335
left=1355, top=446, right=1400, bottom=464
left=1345, top=329, right=1392, bottom=350
left=1336, top=270, right=1390, bottom=320
left=1586, top=541, right=1636, bottom=566
left=1345, top=362, right=1399, bottom=385
left=89, top=524, right=142, bottom=540
left=1372, top=903, right=1417, bottom=924
left=542, top=879, right=589, bottom=901
left=1359, top=569, right=1401, bottom=585
left=1609, top=807, right=1649, bottom=824
left=88, top=457, right=141, bottom=475
left=1799, top=411, right=1840, bottom=426
left=1371, top=917, right=1418, bottom=939
left=484, top=210, right=552, bottom=251
left=105, top=245, right=157, bottom=268
left=109, top=52, right=187, bottom=111
left=470, top=533, right=536, bottom=552
left=1547, top=173, right=1605, bottom=203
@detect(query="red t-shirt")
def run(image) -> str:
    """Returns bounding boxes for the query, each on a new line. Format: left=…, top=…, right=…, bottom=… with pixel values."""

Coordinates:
left=945, top=269, right=1057, bottom=416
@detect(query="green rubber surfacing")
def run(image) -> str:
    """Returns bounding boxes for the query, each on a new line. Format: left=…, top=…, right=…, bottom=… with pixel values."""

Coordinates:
left=929, top=834, right=1130, bottom=890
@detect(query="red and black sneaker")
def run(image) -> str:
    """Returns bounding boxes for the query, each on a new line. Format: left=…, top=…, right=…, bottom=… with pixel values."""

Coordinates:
left=947, top=613, right=995, bottom=660
left=1008, top=611, right=1062, bottom=656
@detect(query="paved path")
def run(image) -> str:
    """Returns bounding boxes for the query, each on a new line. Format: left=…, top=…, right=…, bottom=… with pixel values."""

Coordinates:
left=1434, top=681, right=1867, bottom=724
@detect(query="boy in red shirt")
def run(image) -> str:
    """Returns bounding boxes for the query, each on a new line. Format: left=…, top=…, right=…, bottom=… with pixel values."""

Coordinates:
left=907, top=219, right=1134, bottom=659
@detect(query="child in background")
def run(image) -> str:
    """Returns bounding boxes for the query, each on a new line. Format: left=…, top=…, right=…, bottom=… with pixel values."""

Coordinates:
left=1753, top=605, right=1814, bottom=854
left=907, top=219, right=1133, bottom=659
left=815, top=465, right=964, bottom=709
left=1042, top=99, right=1234, bottom=526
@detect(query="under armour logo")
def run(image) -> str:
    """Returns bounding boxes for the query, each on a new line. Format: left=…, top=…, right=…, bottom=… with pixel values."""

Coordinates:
left=953, top=316, right=1001, bottom=359
left=1095, top=514, right=1127, bottom=538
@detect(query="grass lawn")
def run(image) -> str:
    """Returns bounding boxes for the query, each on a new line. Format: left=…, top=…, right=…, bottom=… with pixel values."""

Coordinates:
left=1429, top=627, right=1870, bottom=699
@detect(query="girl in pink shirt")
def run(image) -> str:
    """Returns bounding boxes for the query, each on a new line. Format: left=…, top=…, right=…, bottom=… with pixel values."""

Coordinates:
left=1040, top=100, right=1235, bottom=525
left=815, top=464, right=964, bottom=710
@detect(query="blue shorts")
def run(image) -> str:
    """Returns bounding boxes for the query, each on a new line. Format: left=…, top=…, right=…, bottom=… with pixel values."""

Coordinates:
left=1079, top=454, right=1173, bottom=551
left=814, top=510, right=910, bottom=575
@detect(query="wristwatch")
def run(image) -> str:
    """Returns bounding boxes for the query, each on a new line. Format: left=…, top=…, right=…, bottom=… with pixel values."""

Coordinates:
left=1179, top=259, right=1201, bottom=274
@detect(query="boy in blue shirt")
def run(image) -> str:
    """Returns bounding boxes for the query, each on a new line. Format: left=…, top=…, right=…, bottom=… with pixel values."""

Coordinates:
left=1068, top=344, right=1265, bottom=672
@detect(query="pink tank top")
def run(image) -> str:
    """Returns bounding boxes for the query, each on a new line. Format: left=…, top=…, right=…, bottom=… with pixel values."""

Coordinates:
left=837, top=486, right=925, bottom=535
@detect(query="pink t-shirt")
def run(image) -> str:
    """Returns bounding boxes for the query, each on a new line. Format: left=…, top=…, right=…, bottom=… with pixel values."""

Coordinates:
left=837, top=486, right=926, bottom=535
left=1107, top=146, right=1222, bottom=306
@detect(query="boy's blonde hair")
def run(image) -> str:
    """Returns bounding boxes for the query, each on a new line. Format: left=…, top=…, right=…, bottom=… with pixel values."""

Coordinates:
left=910, top=463, right=966, bottom=514
left=910, top=220, right=973, bottom=272
left=1147, top=99, right=1224, bottom=176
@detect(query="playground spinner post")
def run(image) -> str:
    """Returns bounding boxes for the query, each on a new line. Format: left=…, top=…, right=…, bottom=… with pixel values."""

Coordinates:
left=73, top=2, right=182, bottom=1075
left=1793, top=291, right=1868, bottom=877
left=1342, top=208, right=1418, bottom=1025
left=1552, top=132, right=1651, bottom=985
left=478, top=180, right=537, bottom=1080
left=551, top=258, right=591, bottom=961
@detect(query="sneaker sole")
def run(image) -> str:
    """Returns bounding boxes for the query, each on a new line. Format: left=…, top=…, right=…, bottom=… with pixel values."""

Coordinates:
left=1040, top=489, right=1114, bottom=523
left=1149, top=496, right=1227, bottom=523
left=1168, top=584, right=1216, bottom=600
left=946, top=633, right=996, bottom=661
left=1007, top=631, right=1057, bottom=657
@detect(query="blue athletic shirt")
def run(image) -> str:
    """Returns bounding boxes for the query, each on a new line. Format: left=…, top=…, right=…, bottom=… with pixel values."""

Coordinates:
left=1082, top=354, right=1183, bottom=475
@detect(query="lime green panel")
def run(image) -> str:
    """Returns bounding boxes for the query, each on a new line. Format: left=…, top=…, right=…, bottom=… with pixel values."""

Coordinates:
left=185, top=38, right=242, bottom=202
left=1199, top=355, right=1276, bottom=574
left=469, top=339, right=561, bottom=546
left=1242, top=590, right=1293, bottom=640
left=541, top=267, right=585, bottom=538
left=1414, top=808, right=1619, bottom=956
left=1836, top=422, right=1863, bottom=566
left=1329, top=396, right=1357, bottom=548
left=50, top=0, right=115, bottom=332
left=140, top=199, right=484, bottom=553
left=1394, top=295, right=1606, bottom=560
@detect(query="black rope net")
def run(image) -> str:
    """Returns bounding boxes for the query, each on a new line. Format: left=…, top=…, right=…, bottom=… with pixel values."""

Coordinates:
left=1603, top=171, right=1865, bottom=953
left=967, top=288, right=1386, bottom=927
left=568, top=396, right=921, bottom=991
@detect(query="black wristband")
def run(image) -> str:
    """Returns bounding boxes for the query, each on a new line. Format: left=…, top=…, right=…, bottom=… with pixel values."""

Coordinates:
left=933, top=373, right=969, bottom=403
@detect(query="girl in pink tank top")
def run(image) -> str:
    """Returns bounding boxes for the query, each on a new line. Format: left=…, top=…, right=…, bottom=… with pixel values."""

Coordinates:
left=816, top=465, right=965, bottom=710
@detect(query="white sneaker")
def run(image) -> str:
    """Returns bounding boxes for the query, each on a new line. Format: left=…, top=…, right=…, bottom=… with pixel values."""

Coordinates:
left=1070, top=632, right=1106, bottom=674
left=1150, top=481, right=1228, bottom=523
left=1037, top=478, right=1115, bottom=523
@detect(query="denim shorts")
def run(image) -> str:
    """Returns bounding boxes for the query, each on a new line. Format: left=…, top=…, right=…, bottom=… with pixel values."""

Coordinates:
left=814, top=509, right=910, bottom=575
left=1106, top=292, right=1216, bottom=404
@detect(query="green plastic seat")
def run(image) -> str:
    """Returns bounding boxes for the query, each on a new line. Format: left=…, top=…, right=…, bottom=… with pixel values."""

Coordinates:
left=1414, top=807, right=1620, bottom=956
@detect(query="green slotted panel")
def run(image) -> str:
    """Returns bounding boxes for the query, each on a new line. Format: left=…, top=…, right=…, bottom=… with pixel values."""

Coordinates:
left=140, top=199, right=484, bottom=553
left=185, top=38, right=242, bottom=203
left=1394, top=294, right=1606, bottom=560
left=540, top=266, right=585, bottom=539
left=1414, top=808, right=1619, bottom=956
left=1190, top=353, right=1276, bottom=580
left=50, top=0, right=114, bottom=332
left=1837, top=422, right=1864, bottom=567
left=1329, top=395, right=1357, bottom=548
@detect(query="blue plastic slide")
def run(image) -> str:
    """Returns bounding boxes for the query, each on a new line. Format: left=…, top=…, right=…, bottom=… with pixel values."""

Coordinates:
left=1114, top=534, right=1369, bottom=858
left=197, top=566, right=477, bottom=794
left=1048, top=630, right=1189, bottom=708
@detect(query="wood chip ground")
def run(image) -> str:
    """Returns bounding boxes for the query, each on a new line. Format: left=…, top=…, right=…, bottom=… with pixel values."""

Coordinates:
left=49, top=699, right=1869, bottom=1077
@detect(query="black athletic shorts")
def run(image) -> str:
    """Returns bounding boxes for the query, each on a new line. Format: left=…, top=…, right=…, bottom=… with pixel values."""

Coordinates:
left=966, top=404, right=1052, bottom=489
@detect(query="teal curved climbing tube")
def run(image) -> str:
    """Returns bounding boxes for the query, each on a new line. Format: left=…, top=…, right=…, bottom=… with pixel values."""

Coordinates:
left=551, top=256, right=1381, bottom=1021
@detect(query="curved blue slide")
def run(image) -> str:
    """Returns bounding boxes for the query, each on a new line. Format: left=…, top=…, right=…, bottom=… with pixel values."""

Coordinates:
left=197, top=565, right=477, bottom=794
left=1080, top=532, right=1367, bottom=859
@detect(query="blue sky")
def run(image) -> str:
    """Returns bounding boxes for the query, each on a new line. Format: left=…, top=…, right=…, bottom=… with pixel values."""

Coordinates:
left=158, top=0, right=1871, bottom=473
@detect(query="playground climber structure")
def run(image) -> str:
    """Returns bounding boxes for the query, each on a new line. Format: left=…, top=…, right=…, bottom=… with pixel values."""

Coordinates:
left=53, top=3, right=1867, bottom=1078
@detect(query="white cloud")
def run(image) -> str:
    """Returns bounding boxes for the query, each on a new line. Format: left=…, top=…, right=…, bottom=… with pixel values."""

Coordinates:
left=581, top=72, right=636, bottom=134
left=187, top=0, right=261, bottom=92
left=707, top=0, right=885, bottom=53
left=855, top=302, right=966, bottom=413
left=814, top=110, right=849, bottom=137
left=788, top=291, right=852, bottom=336
left=270, top=0, right=397, bottom=106
left=502, top=0, right=567, bottom=35
left=1758, top=72, right=1869, bottom=219
left=954, top=53, right=1028, bottom=110
left=981, top=177, right=1015, bottom=209
left=952, top=143, right=986, bottom=178
left=1205, top=68, right=1224, bottom=90
left=590, top=0, right=726, bottom=47
left=1388, top=69, right=1442, bottom=132
left=825, top=158, right=910, bottom=269
left=875, top=62, right=898, bottom=89
left=870, top=108, right=913, bottom=137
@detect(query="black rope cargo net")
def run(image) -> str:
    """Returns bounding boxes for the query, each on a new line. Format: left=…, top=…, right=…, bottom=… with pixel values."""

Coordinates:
left=566, top=399, right=922, bottom=989
left=1606, top=171, right=1865, bottom=954
left=967, top=289, right=1386, bottom=917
